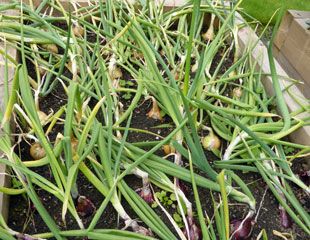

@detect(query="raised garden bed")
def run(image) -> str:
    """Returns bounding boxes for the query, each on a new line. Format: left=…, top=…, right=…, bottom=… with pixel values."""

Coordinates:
left=274, top=10, right=310, bottom=99
left=0, top=1, right=309, bottom=240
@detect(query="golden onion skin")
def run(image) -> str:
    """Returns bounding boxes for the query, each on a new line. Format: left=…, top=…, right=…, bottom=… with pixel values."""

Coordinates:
left=162, top=144, right=176, bottom=155
left=202, top=134, right=221, bottom=151
left=42, top=44, right=59, bottom=54
left=73, top=25, right=84, bottom=37
left=30, top=142, right=46, bottom=160
left=37, top=111, right=48, bottom=124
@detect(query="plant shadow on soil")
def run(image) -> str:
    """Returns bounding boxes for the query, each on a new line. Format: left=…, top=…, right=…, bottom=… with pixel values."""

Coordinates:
left=7, top=25, right=309, bottom=240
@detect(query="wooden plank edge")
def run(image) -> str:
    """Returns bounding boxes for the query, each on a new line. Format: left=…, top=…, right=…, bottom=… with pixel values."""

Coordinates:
left=0, top=37, right=18, bottom=222
left=273, top=46, right=310, bottom=99
left=274, top=10, right=295, bottom=49
left=236, top=12, right=310, bottom=147
left=25, top=0, right=190, bottom=12
left=0, top=2, right=19, bottom=222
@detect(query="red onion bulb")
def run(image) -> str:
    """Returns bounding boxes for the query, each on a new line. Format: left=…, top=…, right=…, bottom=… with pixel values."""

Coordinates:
left=231, top=217, right=254, bottom=240
left=76, top=196, right=96, bottom=217
left=182, top=216, right=202, bottom=240
left=279, top=207, right=292, bottom=228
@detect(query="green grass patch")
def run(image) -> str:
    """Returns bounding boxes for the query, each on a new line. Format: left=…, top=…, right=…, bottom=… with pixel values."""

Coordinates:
left=240, top=0, right=310, bottom=24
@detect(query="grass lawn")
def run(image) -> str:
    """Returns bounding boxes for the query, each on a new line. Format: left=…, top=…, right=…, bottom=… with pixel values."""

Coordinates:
left=240, top=0, right=310, bottom=24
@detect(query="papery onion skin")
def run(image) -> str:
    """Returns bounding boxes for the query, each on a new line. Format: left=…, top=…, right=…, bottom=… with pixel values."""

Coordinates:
left=233, top=87, right=243, bottom=98
left=231, top=217, right=254, bottom=240
left=73, top=25, right=84, bottom=37
left=202, top=30, right=214, bottom=41
left=182, top=216, right=202, bottom=240
left=108, top=64, right=123, bottom=80
left=68, top=61, right=81, bottom=74
left=146, top=100, right=163, bottom=121
left=133, top=50, right=144, bottom=60
left=42, top=44, right=58, bottom=54
left=71, top=137, right=79, bottom=153
left=191, top=62, right=199, bottom=73
left=279, top=207, right=292, bottom=229
left=126, top=219, right=154, bottom=236
left=30, top=143, right=46, bottom=160
left=76, top=196, right=96, bottom=217
left=162, top=144, right=176, bottom=155
left=202, top=133, right=221, bottom=151
left=37, top=110, right=48, bottom=124
left=138, top=187, right=154, bottom=204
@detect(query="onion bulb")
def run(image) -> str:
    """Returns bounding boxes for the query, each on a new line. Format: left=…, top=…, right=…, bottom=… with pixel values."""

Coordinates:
left=231, top=217, right=254, bottom=240
left=182, top=216, right=202, bottom=240
left=279, top=207, right=292, bottom=228
left=42, top=44, right=58, bottom=54
left=191, top=61, right=199, bottom=73
left=202, top=14, right=215, bottom=41
left=76, top=196, right=96, bottom=217
left=108, top=57, right=123, bottom=80
left=162, top=144, right=175, bottom=155
left=133, top=50, right=144, bottom=60
left=71, top=137, right=79, bottom=153
left=30, top=142, right=46, bottom=160
left=202, top=131, right=221, bottom=151
left=109, top=67, right=123, bottom=80
left=37, top=110, right=48, bottom=124
left=73, top=24, right=84, bottom=37
left=146, top=97, right=162, bottom=121
left=127, top=219, right=153, bottom=236
left=232, top=87, right=242, bottom=98
left=67, top=60, right=81, bottom=75
left=138, top=186, right=154, bottom=204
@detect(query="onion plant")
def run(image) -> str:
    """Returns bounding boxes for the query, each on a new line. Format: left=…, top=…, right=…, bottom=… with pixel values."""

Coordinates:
left=0, top=0, right=309, bottom=239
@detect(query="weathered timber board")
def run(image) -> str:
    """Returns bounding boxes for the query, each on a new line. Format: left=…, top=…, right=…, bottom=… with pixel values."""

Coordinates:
left=274, top=10, right=310, bottom=99
left=0, top=0, right=19, bottom=221
left=236, top=12, right=310, bottom=146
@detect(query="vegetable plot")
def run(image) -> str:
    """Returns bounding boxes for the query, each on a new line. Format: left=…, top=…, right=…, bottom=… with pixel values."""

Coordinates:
left=0, top=1, right=309, bottom=240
